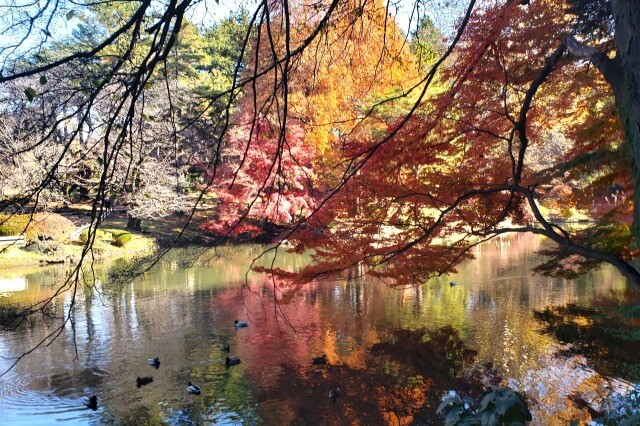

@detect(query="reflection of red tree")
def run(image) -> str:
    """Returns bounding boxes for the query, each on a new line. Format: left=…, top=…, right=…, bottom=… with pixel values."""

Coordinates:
left=209, top=279, right=324, bottom=372
left=209, top=280, right=498, bottom=424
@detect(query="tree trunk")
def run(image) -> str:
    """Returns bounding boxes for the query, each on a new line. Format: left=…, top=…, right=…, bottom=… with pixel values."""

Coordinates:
left=567, top=1, right=640, bottom=245
left=611, top=0, right=640, bottom=242
left=127, top=214, right=141, bottom=231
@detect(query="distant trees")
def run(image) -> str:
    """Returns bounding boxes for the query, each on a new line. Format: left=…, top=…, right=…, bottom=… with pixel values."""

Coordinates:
left=410, top=16, right=445, bottom=69
left=0, top=2, right=252, bottom=231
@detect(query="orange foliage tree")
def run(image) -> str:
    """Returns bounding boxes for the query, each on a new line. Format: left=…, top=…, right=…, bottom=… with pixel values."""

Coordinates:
left=253, top=0, right=640, bottom=287
left=199, top=0, right=422, bottom=239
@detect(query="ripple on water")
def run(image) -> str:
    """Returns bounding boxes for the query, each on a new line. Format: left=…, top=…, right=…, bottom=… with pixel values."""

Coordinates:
left=0, top=386, right=102, bottom=424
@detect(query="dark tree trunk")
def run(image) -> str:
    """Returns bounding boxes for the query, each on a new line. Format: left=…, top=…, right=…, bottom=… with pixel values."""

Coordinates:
left=127, top=215, right=141, bottom=231
left=567, top=0, right=640, bottom=244
left=611, top=0, right=640, bottom=241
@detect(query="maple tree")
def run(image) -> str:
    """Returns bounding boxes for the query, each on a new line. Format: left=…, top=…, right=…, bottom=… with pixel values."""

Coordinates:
left=198, top=114, right=316, bottom=239
left=250, top=0, right=640, bottom=288
left=198, top=0, right=422, bottom=238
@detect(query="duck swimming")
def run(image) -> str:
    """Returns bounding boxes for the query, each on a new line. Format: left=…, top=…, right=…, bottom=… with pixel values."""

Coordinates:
left=234, top=320, right=248, bottom=328
left=450, top=281, right=459, bottom=287
left=226, top=356, right=242, bottom=367
left=148, top=357, right=160, bottom=368
left=187, top=382, right=201, bottom=395
left=220, top=343, right=230, bottom=352
left=312, top=354, right=327, bottom=365
left=82, top=395, right=98, bottom=410
left=136, top=376, right=154, bottom=388
left=329, top=387, right=341, bottom=402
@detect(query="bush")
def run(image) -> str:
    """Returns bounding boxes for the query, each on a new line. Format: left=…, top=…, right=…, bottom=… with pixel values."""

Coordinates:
left=0, top=214, right=30, bottom=237
left=112, top=232, right=132, bottom=247
left=438, top=387, right=532, bottom=425
left=78, top=229, right=106, bottom=243
left=0, top=213, right=74, bottom=242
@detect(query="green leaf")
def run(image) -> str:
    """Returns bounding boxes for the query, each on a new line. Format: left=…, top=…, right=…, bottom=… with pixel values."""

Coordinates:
left=24, top=87, right=36, bottom=102
left=481, top=411, right=500, bottom=426
left=66, top=10, right=75, bottom=20
left=437, top=398, right=455, bottom=414
left=479, top=392, right=499, bottom=411
left=436, top=396, right=462, bottom=414
left=444, top=406, right=465, bottom=426
left=621, top=415, right=640, bottom=426
left=39, top=75, right=47, bottom=85
left=494, top=396, right=512, bottom=415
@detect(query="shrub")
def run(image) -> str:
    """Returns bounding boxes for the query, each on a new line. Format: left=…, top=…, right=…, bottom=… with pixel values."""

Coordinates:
left=112, top=232, right=132, bottom=247
left=0, top=214, right=31, bottom=237
left=0, top=213, right=74, bottom=242
left=438, top=387, right=532, bottom=425
left=31, top=213, right=75, bottom=242
left=78, top=229, right=106, bottom=243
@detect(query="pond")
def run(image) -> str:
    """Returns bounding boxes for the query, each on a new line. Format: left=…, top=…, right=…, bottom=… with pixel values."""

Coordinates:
left=0, top=233, right=638, bottom=425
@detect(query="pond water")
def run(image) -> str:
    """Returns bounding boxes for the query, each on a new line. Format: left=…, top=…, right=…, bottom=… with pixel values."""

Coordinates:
left=0, top=234, right=638, bottom=425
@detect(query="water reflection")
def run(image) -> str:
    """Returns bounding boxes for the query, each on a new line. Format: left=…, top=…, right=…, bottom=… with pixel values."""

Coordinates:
left=0, top=234, right=637, bottom=424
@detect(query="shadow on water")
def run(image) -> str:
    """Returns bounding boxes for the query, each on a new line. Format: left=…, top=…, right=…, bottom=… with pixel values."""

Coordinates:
left=533, top=294, right=640, bottom=424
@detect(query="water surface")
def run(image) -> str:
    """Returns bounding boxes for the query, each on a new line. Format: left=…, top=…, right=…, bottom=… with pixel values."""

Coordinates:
left=0, top=234, right=637, bottom=424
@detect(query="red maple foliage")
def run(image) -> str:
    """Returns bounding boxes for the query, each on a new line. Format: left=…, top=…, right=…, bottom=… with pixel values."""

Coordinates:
left=198, top=113, right=317, bottom=239
left=255, top=0, right=640, bottom=287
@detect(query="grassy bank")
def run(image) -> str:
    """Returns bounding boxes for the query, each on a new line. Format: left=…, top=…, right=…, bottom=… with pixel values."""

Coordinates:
left=0, top=213, right=160, bottom=270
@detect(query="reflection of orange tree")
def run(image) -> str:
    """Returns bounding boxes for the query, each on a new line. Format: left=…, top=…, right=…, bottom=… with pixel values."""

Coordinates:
left=204, top=278, right=488, bottom=423
left=251, top=327, right=499, bottom=424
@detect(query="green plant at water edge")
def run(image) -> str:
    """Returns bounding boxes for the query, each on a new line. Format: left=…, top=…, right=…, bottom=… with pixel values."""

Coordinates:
left=437, top=387, right=532, bottom=425
left=112, top=232, right=132, bottom=247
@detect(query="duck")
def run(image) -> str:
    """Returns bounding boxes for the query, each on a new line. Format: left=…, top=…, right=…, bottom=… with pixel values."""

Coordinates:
left=329, top=387, right=341, bottom=402
left=220, top=343, right=230, bottom=352
left=226, top=356, right=242, bottom=367
left=449, top=281, right=459, bottom=287
left=148, top=357, right=160, bottom=368
left=187, top=381, right=201, bottom=395
left=312, top=354, right=327, bottom=365
left=82, top=395, right=98, bottom=410
left=136, top=376, right=154, bottom=388
left=234, top=320, right=249, bottom=328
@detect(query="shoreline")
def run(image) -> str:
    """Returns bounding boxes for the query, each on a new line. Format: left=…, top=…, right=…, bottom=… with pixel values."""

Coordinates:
left=0, top=211, right=210, bottom=271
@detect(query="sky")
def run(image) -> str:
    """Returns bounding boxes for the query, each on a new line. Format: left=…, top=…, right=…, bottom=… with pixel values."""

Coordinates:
left=0, top=0, right=465, bottom=71
left=188, top=0, right=463, bottom=36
